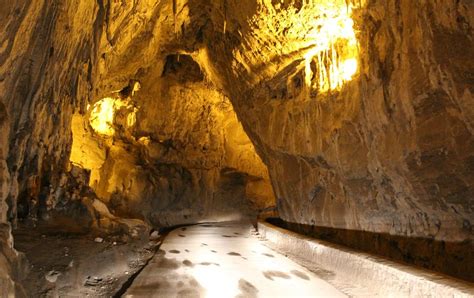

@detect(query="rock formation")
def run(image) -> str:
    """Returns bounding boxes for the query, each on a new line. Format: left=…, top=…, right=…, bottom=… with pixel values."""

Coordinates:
left=200, top=0, right=474, bottom=242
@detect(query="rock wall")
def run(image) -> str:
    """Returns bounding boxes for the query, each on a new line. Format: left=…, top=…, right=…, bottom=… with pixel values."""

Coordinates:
left=0, top=89, right=19, bottom=296
left=70, top=54, right=275, bottom=225
left=200, top=0, right=474, bottom=242
left=1, top=0, right=275, bottom=229
left=0, top=0, right=101, bottom=222
left=68, top=0, right=275, bottom=225
left=0, top=0, right=101, bottom=293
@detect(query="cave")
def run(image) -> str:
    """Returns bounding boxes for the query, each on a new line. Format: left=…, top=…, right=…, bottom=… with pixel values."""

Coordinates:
left=0, top=0, right=473, bottom=297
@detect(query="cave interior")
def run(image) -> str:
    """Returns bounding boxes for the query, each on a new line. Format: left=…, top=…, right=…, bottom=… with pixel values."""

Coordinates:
left=0, top=0, right=473, bottom=296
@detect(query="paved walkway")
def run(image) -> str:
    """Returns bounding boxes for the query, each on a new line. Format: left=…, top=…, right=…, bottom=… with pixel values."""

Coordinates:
left=124, top=222, right=346, bottom=297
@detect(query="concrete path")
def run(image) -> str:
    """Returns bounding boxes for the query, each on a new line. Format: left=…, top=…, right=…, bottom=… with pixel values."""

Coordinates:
left=124, top=222, right=346, bottom=298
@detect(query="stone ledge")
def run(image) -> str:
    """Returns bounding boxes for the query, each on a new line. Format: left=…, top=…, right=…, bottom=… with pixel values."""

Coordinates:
left=258, top=221, right=474, bottom=297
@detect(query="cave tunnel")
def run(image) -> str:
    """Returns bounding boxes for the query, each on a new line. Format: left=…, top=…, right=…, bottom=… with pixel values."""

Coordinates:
left=0, top=0, right=473, bottom=297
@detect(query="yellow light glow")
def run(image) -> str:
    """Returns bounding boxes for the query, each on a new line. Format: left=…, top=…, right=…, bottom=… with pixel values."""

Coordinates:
left=341, top=58, right=358, bottom=81
left=89, top=97, right=116, bottom=136
left=89, top=97, right=137, bottom=136
left=247, top=0, right=360, bottom=93
left=127, top=107, right=138, bottom=127
left=303, top=3, right=359, bottom=92
left=138, top=136, right=151, bottom=145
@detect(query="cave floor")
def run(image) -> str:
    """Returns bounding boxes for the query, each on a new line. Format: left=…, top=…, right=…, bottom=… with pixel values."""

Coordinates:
left=13, top=222, right=159, bottom=297
left=124, top=222, right=346, bottom=297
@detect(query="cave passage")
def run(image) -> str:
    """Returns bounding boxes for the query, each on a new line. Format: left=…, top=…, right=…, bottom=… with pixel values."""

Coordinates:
left=1, top=0, right=473, bottom=296
left=124, top=222, right=346, bottom=297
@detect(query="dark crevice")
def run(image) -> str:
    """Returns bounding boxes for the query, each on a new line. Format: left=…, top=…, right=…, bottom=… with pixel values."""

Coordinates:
left=162, top=54, right=204, bottom=82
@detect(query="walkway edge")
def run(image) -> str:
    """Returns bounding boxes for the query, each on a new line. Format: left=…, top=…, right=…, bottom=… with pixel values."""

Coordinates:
left=257, top=221, right=474, bottom=297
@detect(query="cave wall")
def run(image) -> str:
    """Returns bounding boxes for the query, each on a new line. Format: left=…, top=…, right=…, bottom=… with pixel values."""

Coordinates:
left=131, top=56, right=274, bottom=224
left=1, top=0, right=100, bottom=223
left=71, top=0, right=472, bottom=241
left=0, top=90, right=18, bottom=296
left=200, top=0, right=474, bottom=242
left=71, top=54, right=275, bottom=225
left=67, top=0, right=275, bottom=225
left=0, top=0, right=100, bottom=294
left=1, top=0, right=275, bottom=230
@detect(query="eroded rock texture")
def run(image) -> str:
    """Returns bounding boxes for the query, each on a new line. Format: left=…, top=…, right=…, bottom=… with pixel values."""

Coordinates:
left=199, top=0, right=474, bottom=242
left=1, top=1, right=100, bottom=293
left=68, top=0, right=275, bottom=225
left=71, top=53, right=274, bottom=225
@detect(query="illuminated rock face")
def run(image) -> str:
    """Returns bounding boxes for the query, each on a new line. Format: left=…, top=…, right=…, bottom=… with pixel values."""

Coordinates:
left=69, top=53, right=275, bottom=225
left=204, top=0, right=474, bottom=242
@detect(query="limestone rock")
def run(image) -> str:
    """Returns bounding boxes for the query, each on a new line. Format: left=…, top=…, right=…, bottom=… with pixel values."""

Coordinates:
left=202, top=0, right=474, bottom=242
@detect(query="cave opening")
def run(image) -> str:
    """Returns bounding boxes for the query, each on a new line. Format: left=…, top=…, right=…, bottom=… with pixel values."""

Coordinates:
left=1, top=0, right=473, bottom=296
